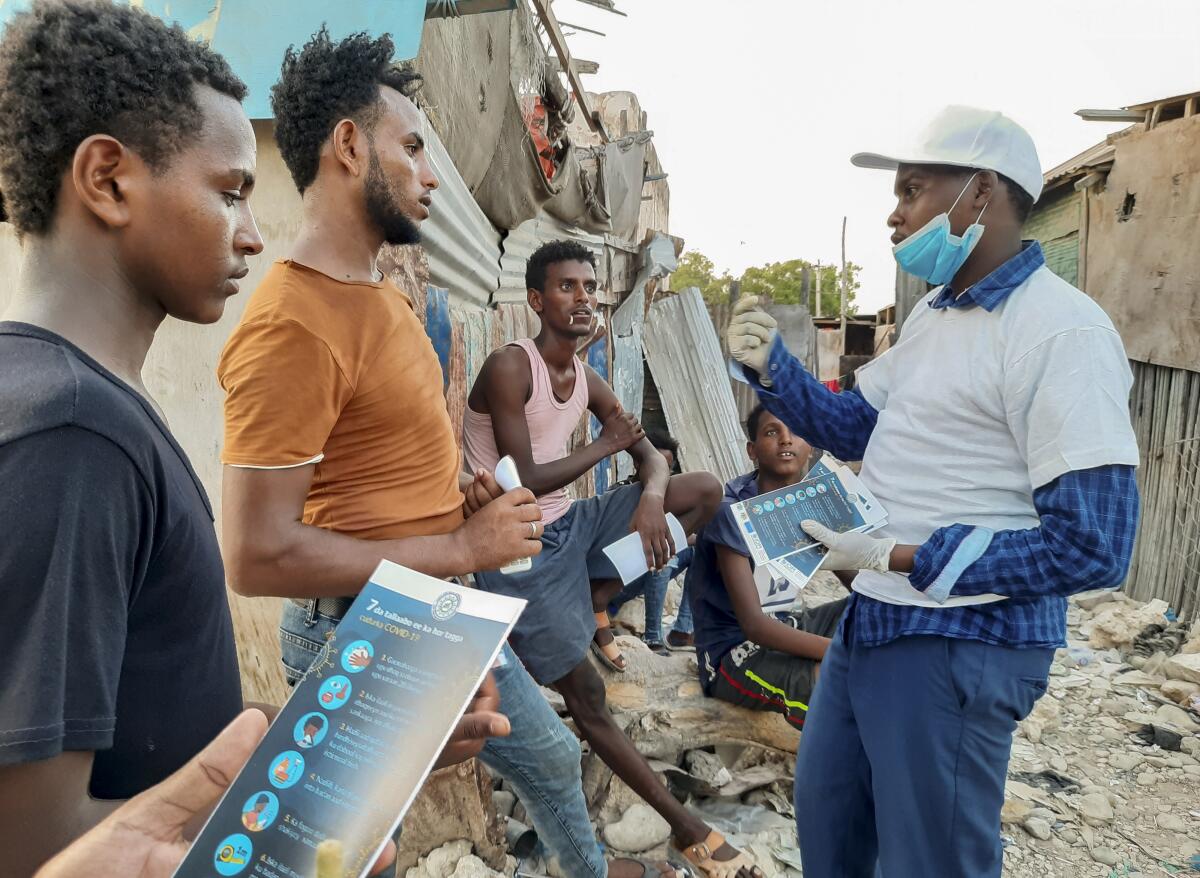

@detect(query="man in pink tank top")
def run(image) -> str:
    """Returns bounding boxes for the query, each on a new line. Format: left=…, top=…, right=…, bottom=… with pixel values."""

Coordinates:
left=466, top=241, right=764, bottom=878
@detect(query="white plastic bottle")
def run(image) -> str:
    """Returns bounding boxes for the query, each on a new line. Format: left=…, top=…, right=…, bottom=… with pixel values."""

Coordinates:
left=493, top=455, right=533, bottom=574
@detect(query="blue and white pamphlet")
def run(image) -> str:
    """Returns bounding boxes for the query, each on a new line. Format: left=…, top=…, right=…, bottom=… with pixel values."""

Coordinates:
left=174, top=561, right=525, bottom=878
left=736, top=456, right=888, bottom=609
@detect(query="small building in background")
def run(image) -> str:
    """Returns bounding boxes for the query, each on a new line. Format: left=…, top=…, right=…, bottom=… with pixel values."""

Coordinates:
left=1024, top=89, right=1200, bottom=619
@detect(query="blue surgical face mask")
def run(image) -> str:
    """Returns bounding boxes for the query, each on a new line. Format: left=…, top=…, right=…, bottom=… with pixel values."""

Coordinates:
left=892, top=174, right=989, bottom=286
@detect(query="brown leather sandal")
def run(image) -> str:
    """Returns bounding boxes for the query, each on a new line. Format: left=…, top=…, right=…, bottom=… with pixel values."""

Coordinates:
left=590, top=611, right=627, bottom=672
left=675, top=830, right=763, bottom=878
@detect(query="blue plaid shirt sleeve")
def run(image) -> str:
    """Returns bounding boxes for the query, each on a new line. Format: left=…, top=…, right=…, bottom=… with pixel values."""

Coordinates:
left=746, top=336, right=879, bottom=460
left=910, top=465, right=1139, bottom=602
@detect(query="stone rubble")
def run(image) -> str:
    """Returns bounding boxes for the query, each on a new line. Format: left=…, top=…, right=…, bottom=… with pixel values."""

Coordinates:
left=1001, top=590, right=1200, bottom=876
left=416, top=581, right=1200, bottom=878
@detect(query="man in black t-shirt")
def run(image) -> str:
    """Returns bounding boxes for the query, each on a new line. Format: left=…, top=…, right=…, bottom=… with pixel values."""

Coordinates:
left=0, top=6, right=509, bottom=875
left=0, top=4, right=262, bottom=873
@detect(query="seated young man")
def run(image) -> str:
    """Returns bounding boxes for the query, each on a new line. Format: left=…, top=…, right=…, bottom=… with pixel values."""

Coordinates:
left=607, top=432, right=696, bottom=655
left=688, top=405, right=849, bottom=729
left=465, top=240, right=764, bottom=878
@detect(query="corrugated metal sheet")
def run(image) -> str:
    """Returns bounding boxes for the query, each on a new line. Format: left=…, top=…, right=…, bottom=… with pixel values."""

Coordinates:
left=422, top=117, right=503, bottom=307
left=586, top=340, right=611, bottom=495
left=1043, top=141, right=1116, bottom=190
left=1041, top=233, right=1080, bottom=287
left=643, top=289, right=751, bottom=483
left=610, top=289, right=645, bottom=424
left=496, top=211, right=607, bottom=304
left=1025, top=187, right=1082, bottom=287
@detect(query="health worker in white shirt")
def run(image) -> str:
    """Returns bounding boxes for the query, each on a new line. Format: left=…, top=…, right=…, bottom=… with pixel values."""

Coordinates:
left=726, top=106, right=1141, bottom=878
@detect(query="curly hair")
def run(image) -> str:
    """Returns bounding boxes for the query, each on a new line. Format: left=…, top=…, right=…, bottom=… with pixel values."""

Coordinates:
left=746, top=404, right=769, bottom=442
left=0, top=0, right=246, bottom=235
left=271, top=27, right=421, bottom=194
left=526, top=239, right=598, bottom=292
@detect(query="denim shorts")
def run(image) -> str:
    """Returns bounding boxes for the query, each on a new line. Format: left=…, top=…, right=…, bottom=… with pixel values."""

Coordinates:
left=473, top=482, right=644, bottom=685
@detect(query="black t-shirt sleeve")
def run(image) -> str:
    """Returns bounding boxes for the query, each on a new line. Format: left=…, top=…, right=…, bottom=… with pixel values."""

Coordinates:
left=0, top=427, right=152, bottom=766
left=703, top=503, right=751, bottom=557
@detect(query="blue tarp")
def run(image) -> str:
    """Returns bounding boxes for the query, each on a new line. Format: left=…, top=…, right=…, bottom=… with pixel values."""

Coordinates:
left=423, top=285, right=452, bottom=392
left=0, top=0, right=426, bottom=119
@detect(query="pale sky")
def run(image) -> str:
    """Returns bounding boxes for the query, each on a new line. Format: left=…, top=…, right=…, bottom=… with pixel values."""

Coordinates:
left=563, top=0, right=1200, bottom=313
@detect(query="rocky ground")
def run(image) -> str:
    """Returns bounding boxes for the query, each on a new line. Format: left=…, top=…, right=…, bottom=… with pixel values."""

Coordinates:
left=405, top=578, right=1200, bottom=878
left=999, top=591, right=1200, bottom=877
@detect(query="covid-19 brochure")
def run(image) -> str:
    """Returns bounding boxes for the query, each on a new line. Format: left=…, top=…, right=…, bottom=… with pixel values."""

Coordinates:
left=733, top=456, right=888, bottom=607
left=173, top=562, right=525, bottom=878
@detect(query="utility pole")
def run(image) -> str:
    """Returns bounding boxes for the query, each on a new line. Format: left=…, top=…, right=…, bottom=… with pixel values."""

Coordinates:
left=839, top=216, right=848, bottom=336
left=814, top=261, right=822, bottom=318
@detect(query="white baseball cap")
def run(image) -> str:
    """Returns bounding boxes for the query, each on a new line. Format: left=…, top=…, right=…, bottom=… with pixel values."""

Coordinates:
left=851, top=105, right=1043, bottom=202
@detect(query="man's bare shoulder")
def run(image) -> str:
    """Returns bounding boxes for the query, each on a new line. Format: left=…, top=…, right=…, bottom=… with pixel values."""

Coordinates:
left=468, top=343, right=533, bottom=414
left=478, top=343, right=532, bottom=387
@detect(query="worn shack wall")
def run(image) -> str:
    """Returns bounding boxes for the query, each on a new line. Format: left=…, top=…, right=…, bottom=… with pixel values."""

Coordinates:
left=644, top=289, right=751, bottom=483
left=1023, top=186, right=1081, bottom=288
left=1125, top=361, right=1200, bottom=620
left=1083, top=115, right=1200, bottom=372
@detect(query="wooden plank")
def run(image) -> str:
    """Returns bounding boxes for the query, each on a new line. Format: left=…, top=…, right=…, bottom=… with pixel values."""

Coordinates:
left=1148, top=102, right=1163, bottom=131
left=528, top=0, right=609, bottom=141
left=1078, top=185, right=1090, bottom=291
left=547, top=56, right=599, bottom=75
left=1124, top=362, right=1200, bottom=619
left=1186, top=96, right=1197, bottom=118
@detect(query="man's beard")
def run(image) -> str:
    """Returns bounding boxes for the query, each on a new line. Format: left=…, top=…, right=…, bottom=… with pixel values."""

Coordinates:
left=365, top=150, right=422, bottom=246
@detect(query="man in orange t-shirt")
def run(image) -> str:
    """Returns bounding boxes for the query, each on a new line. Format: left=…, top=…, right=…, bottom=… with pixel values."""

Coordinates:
left=218, top=29, right=669, bottom=878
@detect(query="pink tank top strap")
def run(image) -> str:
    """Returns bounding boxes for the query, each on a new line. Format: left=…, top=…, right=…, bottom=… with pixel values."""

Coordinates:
left=510, top=337, right=586, bottom=409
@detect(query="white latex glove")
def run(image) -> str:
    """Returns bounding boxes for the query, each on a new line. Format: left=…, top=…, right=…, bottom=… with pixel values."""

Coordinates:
left=726, top=295, right=778, bottom=382
left=801, top=520, right=897, bottom=573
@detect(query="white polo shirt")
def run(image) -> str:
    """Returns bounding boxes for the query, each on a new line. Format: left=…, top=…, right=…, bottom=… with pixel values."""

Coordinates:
left=852, top=264, right=1140, bottom=608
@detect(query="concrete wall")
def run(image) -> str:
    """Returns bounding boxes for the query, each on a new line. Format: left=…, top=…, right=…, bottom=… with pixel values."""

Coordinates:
left=1, top=121, right=302, bottom=703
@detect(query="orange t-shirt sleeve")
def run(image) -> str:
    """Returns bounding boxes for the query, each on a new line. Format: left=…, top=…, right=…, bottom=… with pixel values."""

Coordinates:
left=218, top=318, right=353, bottom=467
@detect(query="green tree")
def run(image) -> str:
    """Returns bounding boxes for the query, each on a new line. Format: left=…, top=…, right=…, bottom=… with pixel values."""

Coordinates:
left=672, top=250, right=733, bottom=305
left=739, top=259, right=861, bottom=316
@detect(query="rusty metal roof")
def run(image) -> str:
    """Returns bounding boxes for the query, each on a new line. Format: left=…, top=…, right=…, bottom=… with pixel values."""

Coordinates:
left=1042, top=140, right=1117, bottom=190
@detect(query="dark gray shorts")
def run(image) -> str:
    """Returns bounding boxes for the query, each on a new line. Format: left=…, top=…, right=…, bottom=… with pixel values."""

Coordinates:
left=709, top=598, right=849, bottom=729
left=474, top=482, right=645, bottom=685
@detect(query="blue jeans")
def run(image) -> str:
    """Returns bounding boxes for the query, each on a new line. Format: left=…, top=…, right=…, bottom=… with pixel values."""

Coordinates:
left=794, top=623, right=1053, bottom=878
left=279, top=601, right=606, bottom=878
left=609, top=568, right=693, bottom=644
left=483, top=645, right=607, bottom=877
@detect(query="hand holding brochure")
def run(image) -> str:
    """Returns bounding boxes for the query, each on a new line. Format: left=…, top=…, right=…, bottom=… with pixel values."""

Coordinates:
left=733, top=456, right=888, bottom=608
left=173, top=562, right=525, bottom=878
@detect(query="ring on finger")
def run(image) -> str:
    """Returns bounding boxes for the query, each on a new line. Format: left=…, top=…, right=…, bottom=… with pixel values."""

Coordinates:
left=529, top=521, right=539, bottom=539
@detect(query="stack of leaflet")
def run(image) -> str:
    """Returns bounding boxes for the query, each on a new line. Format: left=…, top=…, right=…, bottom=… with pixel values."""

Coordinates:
left=730, top=455, right=888, bottom=611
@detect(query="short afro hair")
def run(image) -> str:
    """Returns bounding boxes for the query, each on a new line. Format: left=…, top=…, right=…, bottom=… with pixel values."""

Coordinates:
left=526, top=239, right=598, bottom=292
left=999, top=172, right=1036, bottom=223
left=0, top=0, right=246, bottom=235
left=746, top=404, right=770, bottom=442
left=271, top=27, right=421, bottom=194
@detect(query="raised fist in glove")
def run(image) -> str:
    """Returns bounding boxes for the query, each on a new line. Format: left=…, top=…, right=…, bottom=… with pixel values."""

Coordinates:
left=801, top=520, right=897, bottom=573
left=726, top=295, right=777, bottom=378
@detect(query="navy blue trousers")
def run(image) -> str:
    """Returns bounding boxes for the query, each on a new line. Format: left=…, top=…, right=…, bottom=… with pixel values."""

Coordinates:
left=794, top=624, right=1053, bottom=877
